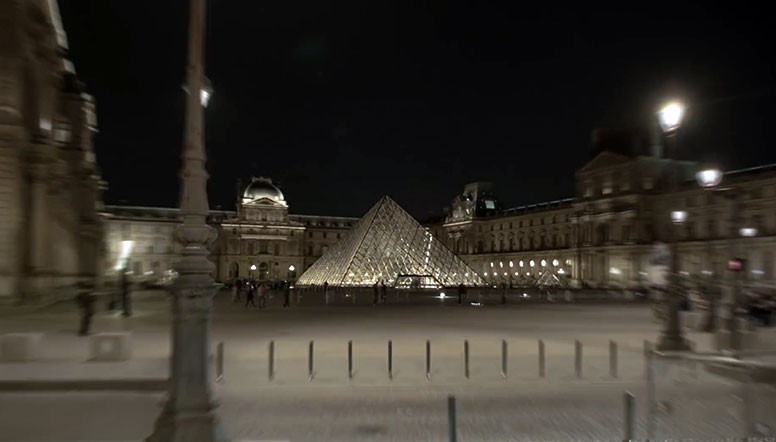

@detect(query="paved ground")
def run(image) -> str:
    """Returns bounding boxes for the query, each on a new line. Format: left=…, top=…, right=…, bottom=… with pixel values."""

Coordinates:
left=0, top=290, right=773, bottom=441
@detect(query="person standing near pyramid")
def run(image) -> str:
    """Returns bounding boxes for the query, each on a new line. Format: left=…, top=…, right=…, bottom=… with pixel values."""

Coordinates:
left=372, top=282, right=379, bottom=305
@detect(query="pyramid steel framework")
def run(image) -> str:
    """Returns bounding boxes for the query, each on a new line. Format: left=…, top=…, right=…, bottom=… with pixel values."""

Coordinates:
left=296, top=196, right=486, bottom=287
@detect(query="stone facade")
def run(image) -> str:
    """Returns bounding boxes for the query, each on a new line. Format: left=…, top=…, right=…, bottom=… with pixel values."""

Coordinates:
left=0, top=0, right=104, bottom=301
left=430, top=152, right=776, bottom=289
left=101, top=177, right=356, bottom=284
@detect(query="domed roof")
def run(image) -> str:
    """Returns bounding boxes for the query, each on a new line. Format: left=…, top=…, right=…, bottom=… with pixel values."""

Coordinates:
left=243, top=177, right=285, bottom=204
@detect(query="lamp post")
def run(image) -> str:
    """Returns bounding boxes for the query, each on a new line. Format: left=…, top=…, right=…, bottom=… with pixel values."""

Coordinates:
left=146, top=0, right=229, bottom=441
left=656, top=101, right=692, bottom=351
left=696, top=167, right=756, bottom=351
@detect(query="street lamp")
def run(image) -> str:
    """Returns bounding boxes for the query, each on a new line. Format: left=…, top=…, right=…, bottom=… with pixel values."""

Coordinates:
left=695, top=167, right=751, bottom=349
left=658, top=101, right=685, bottom=133
left=656, top=100, right=691, bottom=352
left=147, top=0, right=229, bottom=440
left=670, top=210, right=687, bottom=225
left=696, top=168, right=723, bottom=188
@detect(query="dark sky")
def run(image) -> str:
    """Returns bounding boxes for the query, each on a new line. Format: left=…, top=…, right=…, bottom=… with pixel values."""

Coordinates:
left=58, top=1, right=776, bottom=218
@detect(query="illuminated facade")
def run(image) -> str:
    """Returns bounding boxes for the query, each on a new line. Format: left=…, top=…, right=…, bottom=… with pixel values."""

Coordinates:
left=297, top=196, right=485, bottom=287
left=101, top=155, right=776, bottom=291
left=101, top=177, right=357, bottom=284
left=429, top=151, right=776, bottom=289
left=0, top=0, right=104, bottom=301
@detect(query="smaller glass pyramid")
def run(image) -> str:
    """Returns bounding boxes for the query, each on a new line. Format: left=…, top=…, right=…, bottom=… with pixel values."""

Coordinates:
left=297, top=196, right=486, bottom=287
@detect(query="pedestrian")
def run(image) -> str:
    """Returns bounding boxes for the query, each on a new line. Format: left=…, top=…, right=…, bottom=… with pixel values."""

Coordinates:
left=245, top=284, right=257, bottom=308
left=457, top=283, right=466, bottom=305
left=234, top=279, right=243, bottom=303
left=373, top=281, right=379, bottom=305
left=380, top=280, right=387, bottom=303
left=120, top=270, right=132, bottom=317
left=283, top=281, right=291, bottom=308
left=231, top=282, right=239, bottom=303
left=75, top=280, right=97, bottom=336
left=501, top=282, right=507, bottom=305
left=258, top=282, right=267, bottom=308
left=323, top=281, right=329, bottom=304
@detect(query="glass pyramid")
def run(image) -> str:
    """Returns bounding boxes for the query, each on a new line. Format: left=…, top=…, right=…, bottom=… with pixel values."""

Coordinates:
left=297, top=196, right=486, bottom=287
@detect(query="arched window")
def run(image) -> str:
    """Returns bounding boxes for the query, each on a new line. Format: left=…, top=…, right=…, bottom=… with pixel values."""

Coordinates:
left=258, top=262, right=269, bottom=280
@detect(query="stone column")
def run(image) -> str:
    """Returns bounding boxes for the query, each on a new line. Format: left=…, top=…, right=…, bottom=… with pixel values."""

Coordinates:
left=24, top=148, right=53, bottom=300
left=146, top=0, right=228, bottom=440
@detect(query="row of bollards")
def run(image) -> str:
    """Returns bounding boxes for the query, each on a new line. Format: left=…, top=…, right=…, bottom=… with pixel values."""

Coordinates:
left=217, top=339, right=629, bottom=382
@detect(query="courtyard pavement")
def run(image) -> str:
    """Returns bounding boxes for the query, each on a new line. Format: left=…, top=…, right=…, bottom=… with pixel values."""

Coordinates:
left=0, top=290, right=774, bottom=441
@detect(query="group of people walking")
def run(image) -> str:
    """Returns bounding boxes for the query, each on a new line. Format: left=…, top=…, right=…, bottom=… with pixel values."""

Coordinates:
left=230, top=279, right=292, bottom=309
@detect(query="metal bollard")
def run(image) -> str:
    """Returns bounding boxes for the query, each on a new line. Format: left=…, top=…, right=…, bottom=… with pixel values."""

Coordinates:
left=308, top=340, right=314, bottom=381
left=388, top=340, right=393, bottom=380
left=426, top=339, right=431, bottom=381
left=610, top=340, right=618, bottom=378
left=448, top=395, right=457, bottom=442
left=216, top=341, right=224, bottom=383
left=646, top=345, right=656, bottom=440
left=348, top=340, right=353, bottom=379
left=464, top=340, right=470, bottom=379
left=501, top=339, right=508, bottom=378
left=623, top=390, right=635, bottom=442
left=538, top=339, right=545, bottom=378
left=643, top=340, right=652, bottom=380
left=575, top=340, right=582, bottom=378
left=268, top=340, right=275, bottom=381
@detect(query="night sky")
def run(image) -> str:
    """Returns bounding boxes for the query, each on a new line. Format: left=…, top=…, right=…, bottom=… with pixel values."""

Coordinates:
left=58, top=1, right=776, bottom=218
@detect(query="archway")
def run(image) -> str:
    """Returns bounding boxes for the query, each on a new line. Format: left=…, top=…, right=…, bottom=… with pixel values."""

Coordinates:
left=258, top=262, right=269, bottom=281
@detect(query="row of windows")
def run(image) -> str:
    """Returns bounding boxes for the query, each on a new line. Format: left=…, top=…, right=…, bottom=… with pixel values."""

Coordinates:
left=307, top=231, right=342, bottom=239
left=476, top=215, right=567, bottom=233
left=301, top=220, right=354, bottom=228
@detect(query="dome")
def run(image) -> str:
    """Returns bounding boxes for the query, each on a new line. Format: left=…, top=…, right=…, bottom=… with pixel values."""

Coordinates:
left=242, top=177, right=285, bottom=204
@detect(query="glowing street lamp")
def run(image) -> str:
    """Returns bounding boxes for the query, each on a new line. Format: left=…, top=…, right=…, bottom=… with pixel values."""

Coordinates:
left=670, top=210, right=687, bottom=225
left=739, top=227, right=757, bottom=237
left=656, top=99, right=691, bottom=352
left=658, top=101, right=685, bottom=133
left=696, top=168, right=723, bottom=188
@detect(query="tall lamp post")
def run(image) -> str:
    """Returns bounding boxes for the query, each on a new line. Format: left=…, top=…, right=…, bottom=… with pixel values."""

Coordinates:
left=656, top=101, right=692, bottom=351
left=147, top=0, right=229, bottom=441
left=696, top=167, right=756, bottom=351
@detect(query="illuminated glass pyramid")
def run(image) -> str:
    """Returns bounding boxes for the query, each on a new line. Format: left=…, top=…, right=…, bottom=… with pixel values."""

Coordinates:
left=297, top=196, right=486, bottom=287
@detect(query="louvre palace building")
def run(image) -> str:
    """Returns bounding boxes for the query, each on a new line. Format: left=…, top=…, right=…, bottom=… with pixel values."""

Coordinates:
left=0, top=0, right=104, bottom=302
left=99, top=127, right=776, bottom=290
